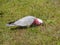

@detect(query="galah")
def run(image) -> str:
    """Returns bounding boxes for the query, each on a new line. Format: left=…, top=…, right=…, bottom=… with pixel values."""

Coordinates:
left=6, top=16, right=43, bottom=27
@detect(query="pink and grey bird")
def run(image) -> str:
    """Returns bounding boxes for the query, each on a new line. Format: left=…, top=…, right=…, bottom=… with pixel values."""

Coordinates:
left=6, top=16, right=43, bottom=27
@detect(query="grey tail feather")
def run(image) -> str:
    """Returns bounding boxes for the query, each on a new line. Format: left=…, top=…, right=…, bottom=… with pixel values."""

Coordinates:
left=6, top=24, right=15, bottom=26
left=6, top=21, right=15, bottom=26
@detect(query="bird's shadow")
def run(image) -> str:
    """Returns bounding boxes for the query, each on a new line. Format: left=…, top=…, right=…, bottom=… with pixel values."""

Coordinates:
left=10, top=26, right=28, bottom=30
left=10, top=24, right=44, bottom=30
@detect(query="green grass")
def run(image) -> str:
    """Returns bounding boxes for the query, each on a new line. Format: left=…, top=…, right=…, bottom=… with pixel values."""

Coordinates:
left=0, top=0, right=60, bottom=45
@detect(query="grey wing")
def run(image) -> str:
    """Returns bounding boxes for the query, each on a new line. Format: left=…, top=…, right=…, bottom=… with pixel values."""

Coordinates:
left=14, top=16, right=36, bottom=26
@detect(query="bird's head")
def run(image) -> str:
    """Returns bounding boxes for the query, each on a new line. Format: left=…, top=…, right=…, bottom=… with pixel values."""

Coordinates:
left=33, top=18, right=43, bottom=26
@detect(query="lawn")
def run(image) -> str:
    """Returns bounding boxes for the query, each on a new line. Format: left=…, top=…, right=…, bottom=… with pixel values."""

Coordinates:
left=0, top=0, right=60, bottom=45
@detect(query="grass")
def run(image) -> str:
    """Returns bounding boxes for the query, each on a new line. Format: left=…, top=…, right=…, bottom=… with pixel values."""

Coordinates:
left=0, top=0, right=60, bottom=45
